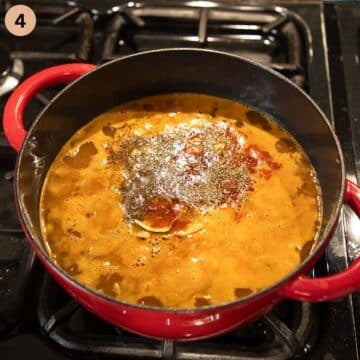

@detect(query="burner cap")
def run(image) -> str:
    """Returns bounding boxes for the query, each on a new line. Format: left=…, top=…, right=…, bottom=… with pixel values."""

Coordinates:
left=0, top=45, right=11, bottom=78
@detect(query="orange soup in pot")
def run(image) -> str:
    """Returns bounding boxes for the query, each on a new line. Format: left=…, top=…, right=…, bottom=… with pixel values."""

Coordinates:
left=39, top=93, right=322, bottom=309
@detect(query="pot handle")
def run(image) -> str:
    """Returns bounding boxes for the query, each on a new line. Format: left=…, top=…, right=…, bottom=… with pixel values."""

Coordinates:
left=282, top=179, right=360, bottom=301
left=3, top=63, right=96, bottom=152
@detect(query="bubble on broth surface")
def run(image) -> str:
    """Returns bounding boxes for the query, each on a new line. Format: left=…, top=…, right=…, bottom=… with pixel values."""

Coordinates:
left=137, top=296, right=163, bottom=307
left=96, top=273, right=123, bottom=298
left=235, top=119, right=245, bottom=128
left=194, top=297, right=211, bottom=307
left=298, top=178, right=319, bottom=197
left=245, top=111, right=272, bottom=131
left=298, top=240, right=315, bottom=262
left=63, top=141, right=98, bottom=169
left=64, top=263, right=82, bottom=276
left=275, top=137, right=298, bottom=153
left=234, top=288, right=253, bottom=298
left=102, top=125, right=117, bottom=138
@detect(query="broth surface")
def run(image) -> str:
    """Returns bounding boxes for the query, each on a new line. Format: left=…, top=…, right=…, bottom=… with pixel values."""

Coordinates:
left=40, top=94, right=322, bottom=309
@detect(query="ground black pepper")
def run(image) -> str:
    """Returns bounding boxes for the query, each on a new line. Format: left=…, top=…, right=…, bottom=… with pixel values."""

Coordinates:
left=112, top=120, right=252, bottom=221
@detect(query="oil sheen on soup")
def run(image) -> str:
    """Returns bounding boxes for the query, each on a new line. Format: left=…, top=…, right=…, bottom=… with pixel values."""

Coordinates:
left=40, top=94, right=322, bottom=309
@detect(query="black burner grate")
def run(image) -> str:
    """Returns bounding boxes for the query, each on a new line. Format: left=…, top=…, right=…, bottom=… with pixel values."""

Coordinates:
left=99, top=3, right=307, bottom=88
left=3, top=1, right=93, bottom=61
left=0, top=234, right=35, bottom=333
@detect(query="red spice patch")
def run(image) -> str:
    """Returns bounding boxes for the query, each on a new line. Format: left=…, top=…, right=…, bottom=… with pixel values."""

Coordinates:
left=143, top=198, right=178, bottom=228
left=233, top=211, right=244, bottom=223
left=244, top=145, right=281, bottom=175
left=171, top=216, right=191, bottom=231
left=221, top=179, right=240, bottom=201
left=258, top=168, right=272, bottom=180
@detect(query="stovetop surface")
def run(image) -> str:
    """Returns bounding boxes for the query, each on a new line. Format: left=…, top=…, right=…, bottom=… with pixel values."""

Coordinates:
left=0, top=1, right=360, bottom=359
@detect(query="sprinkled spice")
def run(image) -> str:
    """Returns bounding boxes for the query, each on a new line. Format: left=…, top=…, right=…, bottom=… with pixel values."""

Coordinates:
left=115, top=121, right=253, bottom=221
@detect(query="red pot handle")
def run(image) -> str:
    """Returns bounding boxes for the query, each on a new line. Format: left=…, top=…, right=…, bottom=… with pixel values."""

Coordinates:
left=3, top=63, right=96, bottom=152
left=282, top=179, right=360, bottom=301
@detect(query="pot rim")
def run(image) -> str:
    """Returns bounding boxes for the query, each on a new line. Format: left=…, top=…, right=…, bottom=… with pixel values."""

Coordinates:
left=14, top=47, right=346, bottom=314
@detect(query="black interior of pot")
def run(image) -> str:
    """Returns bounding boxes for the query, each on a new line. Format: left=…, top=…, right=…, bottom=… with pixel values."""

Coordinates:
left=16, top=48, right=343, bottom=262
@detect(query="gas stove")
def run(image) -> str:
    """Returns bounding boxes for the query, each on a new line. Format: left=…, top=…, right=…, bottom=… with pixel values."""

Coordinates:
left=0, top=1, right=359, bottom=359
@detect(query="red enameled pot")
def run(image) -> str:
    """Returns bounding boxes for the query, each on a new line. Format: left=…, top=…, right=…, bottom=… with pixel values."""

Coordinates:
left=3, top=49, right=360, bottom=340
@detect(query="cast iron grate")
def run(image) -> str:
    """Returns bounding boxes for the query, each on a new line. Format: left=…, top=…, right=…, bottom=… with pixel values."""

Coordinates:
left=2, top=1, right=93, bottom=62
left=0, top=1, right=94, bottom=151
left=99, top=2, right=307, bottom=88
left=0, top=234, right=35, bottom=334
